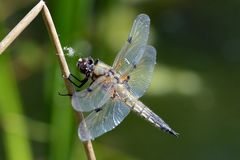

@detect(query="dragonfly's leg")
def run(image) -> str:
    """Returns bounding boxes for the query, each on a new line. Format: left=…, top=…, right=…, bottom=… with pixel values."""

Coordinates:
left=69, top=73, right=80, bottom=82
left=69, top=73, right=87, bottom=82
left=58, top=92, right=72, bottom=96
left=77, top=77, right=88, bottom=88
left=89, top=79, right=95, bottom=86
left=68, top=75, right=89, bottom=88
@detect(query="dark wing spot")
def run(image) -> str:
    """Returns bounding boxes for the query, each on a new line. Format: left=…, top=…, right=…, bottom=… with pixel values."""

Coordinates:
left=109, top=69, right=115, bottom=75
left=114, top=76, right=120, bottom=83
left=95, top=108, right=102, bottom=112
left=127, top=36, right=132, bottom=44
left=87, top=88, right=93, bottom=92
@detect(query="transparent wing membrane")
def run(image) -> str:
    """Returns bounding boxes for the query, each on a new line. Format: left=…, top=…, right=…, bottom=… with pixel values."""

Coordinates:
left=78, top=99, right=130, bottom=141
left=70, top=14, right=177, bottom=140
left=113, top=14, right=150, bottom=75
left=71, top=76, right=113, bottom=112
left=126, top=45, right=156, bottom=98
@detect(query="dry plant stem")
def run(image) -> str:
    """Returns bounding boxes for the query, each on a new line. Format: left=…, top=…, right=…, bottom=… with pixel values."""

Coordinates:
left=0, top=1, right=96, bottom=160
left=0, top=1, right=44, bottom=54
left=41, top=4, right=96, bottom=160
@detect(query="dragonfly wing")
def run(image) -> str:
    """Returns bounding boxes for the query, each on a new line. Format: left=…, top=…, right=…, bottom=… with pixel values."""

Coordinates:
left=113, top=14, right=150, bottom=75
left=78, top=98, right=130, bottom=141
left=71, top=76, right=113, bottom=112
left=126, top=45, right=156, bottom=98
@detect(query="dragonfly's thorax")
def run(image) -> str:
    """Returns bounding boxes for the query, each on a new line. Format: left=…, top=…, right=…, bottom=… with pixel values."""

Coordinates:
left=78, top=58, right=124, bottom=83
left=92, top=60, right=122, bottom=82
left=92, top=60, right=111, bottom=76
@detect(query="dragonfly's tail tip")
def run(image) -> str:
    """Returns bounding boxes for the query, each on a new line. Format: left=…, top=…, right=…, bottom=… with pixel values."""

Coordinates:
left=169, top=130, right=179, bottom=138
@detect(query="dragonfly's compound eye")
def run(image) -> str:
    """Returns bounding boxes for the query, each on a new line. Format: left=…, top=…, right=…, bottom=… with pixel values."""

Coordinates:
left=76, top=58, right=87, bottom=74
left=88, top=59, right=93, bottom=65
left=76, top=58, right=94, bottom=75
left=76, top=58, right=82, bottom=67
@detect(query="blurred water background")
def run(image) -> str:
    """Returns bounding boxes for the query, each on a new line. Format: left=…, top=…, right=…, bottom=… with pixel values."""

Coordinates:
left=0, top=0, right=240, bottom=159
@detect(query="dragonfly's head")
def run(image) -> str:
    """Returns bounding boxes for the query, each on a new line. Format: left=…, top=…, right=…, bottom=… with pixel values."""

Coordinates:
left=77, top=57, right=94, bottom=76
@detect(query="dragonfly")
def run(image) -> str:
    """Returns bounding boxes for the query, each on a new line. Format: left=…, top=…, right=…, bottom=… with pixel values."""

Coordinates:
left=69, top=14, right=178, bottom=141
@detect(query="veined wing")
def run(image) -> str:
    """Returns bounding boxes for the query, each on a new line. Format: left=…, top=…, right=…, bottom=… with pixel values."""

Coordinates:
left=113, top=14, right=150, bottom=75
left=124, top=45, right=156, bottom=98
left=78, top=98, right=130, bottom=141
left=71, top=76, right=114, bottom=112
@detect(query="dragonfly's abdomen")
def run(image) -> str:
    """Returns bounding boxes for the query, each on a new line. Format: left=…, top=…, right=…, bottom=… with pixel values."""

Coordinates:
left=125, top=96, right=178, bottom=137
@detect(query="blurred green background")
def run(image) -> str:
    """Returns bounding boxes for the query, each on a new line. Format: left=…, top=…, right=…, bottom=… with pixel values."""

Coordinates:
left=1, top=0, right=240, bottom=159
